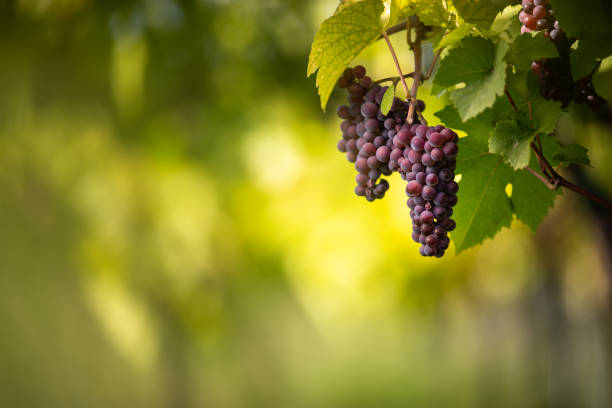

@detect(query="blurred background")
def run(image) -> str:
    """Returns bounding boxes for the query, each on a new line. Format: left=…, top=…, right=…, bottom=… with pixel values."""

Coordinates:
left=0, top=0, right=611, bottom=406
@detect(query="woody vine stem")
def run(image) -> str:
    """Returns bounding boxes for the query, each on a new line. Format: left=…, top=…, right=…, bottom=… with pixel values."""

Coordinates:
left=503, top=92, right=612, bottom=209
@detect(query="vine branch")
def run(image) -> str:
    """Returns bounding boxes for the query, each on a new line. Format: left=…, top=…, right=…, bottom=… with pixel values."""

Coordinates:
left=374, top=72, right=416, bottom=85
left=377, top=22, right=407, bottom=40
left=528, top=143, right=612, bottom=209
left=407, top=17, right=425, bottom=125
left=381, top=28, right=411, bottom=104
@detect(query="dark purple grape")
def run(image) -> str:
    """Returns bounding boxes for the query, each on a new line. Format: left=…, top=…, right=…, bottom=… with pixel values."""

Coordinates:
left=355, top=157, right=369, bottom=173
left=426, top=173, right=438, bottom=186
left=422, top=186, right=437, bottom=201
left=406, top=180, right=422, bottom=197
left=410, top=137, right=425, bottom=152
left=365, top=118, right=380, bottom=132
left=446, top=181, right=459, bottom=195
left=442, top=142, right=458, bottom=159
left=353, top=65, right=366, bottom=78
left=361, top=102, right=378, bottom=118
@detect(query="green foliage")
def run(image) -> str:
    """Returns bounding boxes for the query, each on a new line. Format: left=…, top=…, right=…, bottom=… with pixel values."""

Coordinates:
left=451, top=137, right=514, bottom=253
left=390, top=0, right=450, bottom=27
left=309, top=0, right=610, bottom=254
left=380, top=84, right=396, bottom=115
left=434, top=36, right=508, bottom=120
left=505, top=32, right=558, bottom=72
left=307, top=0, right=384, bottom=111
left=593, top=55, right=612, bottom=101
left=554, top=144, right=591, bottom=166
left=570, top=35, right=612, bottom=80
left=550, top=0, right=612, bottom=38
left=452, top=0, right=515, bottom=29
left=489, top=5, right=522, bottom=37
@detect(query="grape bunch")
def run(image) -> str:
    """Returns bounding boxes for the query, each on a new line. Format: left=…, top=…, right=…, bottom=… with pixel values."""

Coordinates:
left=335, top=66, right=458, bottom=257
left=519, top=0, right=607, bottom=109
left=530, top=57, right=574, bottom=107
left=336, top=66, right=417, bottom=201
left=390, top=123, right=459, bottom=257
left=519, top=0, right=564, bottom=42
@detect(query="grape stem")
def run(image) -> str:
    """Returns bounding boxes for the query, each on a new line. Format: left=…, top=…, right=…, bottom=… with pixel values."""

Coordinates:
left=381, top=28, right=412, bottom=106
left=422, top=49, right=442, bottom=81
left=505, top=89, right=518, bottom=112
left=374, top=72, right=416, bottom=85
left=528, top=142, right=612, bottom=209
left=377, top=22, right=408, bottom=40
left=407, top=17, right=425, bottom=125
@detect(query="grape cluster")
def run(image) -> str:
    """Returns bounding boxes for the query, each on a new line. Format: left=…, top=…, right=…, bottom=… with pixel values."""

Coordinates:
left=520, top=0, right=607, bottom=109
left=335, top=66, right=458, bottom=257
left=390, top=123, right=459, bottom=257
left=336, top=66, right=418, bottom=201
left=531, top=57, right=574, bottom=106
left=519, top=0, right=564, bottom=42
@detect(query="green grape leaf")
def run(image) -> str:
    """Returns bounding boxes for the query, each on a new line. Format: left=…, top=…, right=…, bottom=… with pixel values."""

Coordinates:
left=390, top=0, right=450, bottom=27
left=453, top=137, right=514, bottom=253
left=553, top=144, right=591, bottom=166
left=307, top=0, right=385, bottom=111
left=532, top=99, right=562, bottom=134
left=488, top=91, right=561, bottom=169
left=451, top=0, right=515, bottom=29
left=489, top=120, right=534, bottom=169
left=453, top=134, right=561, bottom=251
left=435, top=104, right=493, bottom=144
left=549, top=0, right=612, bottom=39
left=592, top=54, right=612, bottom=101
left=490, top=4, right=523, bottom=37
left=569, top=35, right=612, bottom=80
left=510, top=167, right=562, bottom=231
left=434, top=36, right=508, bottom=120
left=505, top=32, right=559, bottom=72
left=380, top=84, right=395, bottom=115
left=436, top=24, right=476, bottom=51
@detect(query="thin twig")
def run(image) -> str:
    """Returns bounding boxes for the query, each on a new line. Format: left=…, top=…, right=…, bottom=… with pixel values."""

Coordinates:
left=526, top=166, right=559, bottom=190
left=406, top=18, right=425, bottom=125
left=381, top=29, right=411, bottom=104
left=374, top=72, right=416, bottom=85
left=527, top=144, right=612, bottom=209
left=505, top=89, right=518, bottom=112
left=557, top=177, right=612, bottom=209
left=422, top=49, right=442, bottom=80
left=528, top=100, right=534, bottom=122
left=377, top=22, right=407, bottom=40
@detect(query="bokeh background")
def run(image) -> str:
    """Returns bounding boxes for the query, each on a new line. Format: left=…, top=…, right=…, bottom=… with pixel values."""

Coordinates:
left=1, top=0, right=611, bottom=406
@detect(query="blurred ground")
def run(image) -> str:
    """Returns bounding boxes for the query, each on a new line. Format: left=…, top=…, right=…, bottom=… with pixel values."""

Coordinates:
left=0, top=1, right=611, bottom=407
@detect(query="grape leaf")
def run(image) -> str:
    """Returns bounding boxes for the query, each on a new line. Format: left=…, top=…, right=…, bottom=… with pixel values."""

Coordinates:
left=435, top=24, right=476, bottom=51
left=592, top=55, right=612, bottom=101
left=505, top=32, right=559, bottom=72
left=489, top=120, right=533, bottom=169
left=553, top=144, right=591, bottom=166
left=380, top=84, right=395, bottom=115
left=453, top=137, right=514, bottom=253
left=569, top=35, right=612, bottom=80
left=488, top=93, right=561, bottom=169
left=490, top=4, right=522, bottom=37
left=434, top=36, right=508, bottom=120
left=453, top=135, right=561, bottom=251
left=435, top=104, right=492, bottom=144
left=307, top=0, right=385, bottom=111
left=510, top=168, right=562, bottom=231
left=389, top=0, right=450, bottom=27
left=451, top=0, right=514, bottom=29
